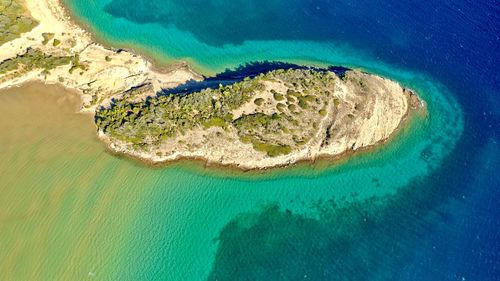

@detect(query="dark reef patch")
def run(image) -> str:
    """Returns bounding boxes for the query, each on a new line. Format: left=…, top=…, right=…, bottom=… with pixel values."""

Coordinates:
left=207, top=133, right=500, bottom=281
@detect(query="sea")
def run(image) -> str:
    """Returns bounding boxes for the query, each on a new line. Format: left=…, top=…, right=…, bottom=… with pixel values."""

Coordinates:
left=0, top=0, right=498, bottom=280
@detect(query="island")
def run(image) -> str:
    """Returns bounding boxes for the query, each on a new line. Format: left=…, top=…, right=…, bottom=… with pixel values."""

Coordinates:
left=0, top=0, right=425, bottom=170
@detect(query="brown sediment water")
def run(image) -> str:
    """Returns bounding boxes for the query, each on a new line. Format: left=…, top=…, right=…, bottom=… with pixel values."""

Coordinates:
left=0, top=83, right=157, bottom=280
left=0, top=76, right=464, bottom=281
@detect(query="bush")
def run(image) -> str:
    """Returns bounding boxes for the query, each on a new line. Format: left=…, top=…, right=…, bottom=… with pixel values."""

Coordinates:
left=251, top=140, right=291, bottom=157
left=96, top=68, right=339, bottom=157
left=0, top=48, right=71, bottom=74
left=52, top=39, right=61, bottom=47
left=0, top=0, right=38, bottom=46
left=202, top=117, right=227, bottom=128
left=254, top=98, right=265, bottom=106
left=42, top=33, right=54, bottom=45
left=276, top=103, right=286, bottom=112
left=272, top=90, right=285, bottom=101
left=297, top=97, right=309, bottom=109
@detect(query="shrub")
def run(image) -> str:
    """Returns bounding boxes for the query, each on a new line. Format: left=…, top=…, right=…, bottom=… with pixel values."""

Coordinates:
left=297, top=97, right=309, bottom=109
left=254, top=98, right=265, bottom=106
left=272, top=90, right=285, bottom=101
left=202, top=117, right=227, bottom=128
left=96, top=68, right=339, bottom=157
left=251, top=140, right=292, bottom=157
left=276, top=103, right=286, bottom=112
left=0, top=0, right=38, bottom=46
left=42, top=33, right=54, bottom=45
left=0, top=48, right=71, bottom=74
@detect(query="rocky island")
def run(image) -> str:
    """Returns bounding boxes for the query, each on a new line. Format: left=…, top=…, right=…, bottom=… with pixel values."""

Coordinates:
left=0, top=0, right=425, bottom=170
left=97, top=68, right=423, bottom=169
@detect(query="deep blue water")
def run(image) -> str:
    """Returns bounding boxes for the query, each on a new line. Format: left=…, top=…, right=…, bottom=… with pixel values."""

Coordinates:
left=67, top=0, right=500, bottom=279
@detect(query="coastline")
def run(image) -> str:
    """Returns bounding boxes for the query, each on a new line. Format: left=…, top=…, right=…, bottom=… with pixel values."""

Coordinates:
left=96, top=70, right=426, bottom=170
left=0, top=0, right=427, bottom=171
left=100, top=103, right=425, bottom=175
left=59, top=0, right=202, bottom=74
left=58, top=0, right=368, bottom=77
left=0, top=0, right=203, bottom=112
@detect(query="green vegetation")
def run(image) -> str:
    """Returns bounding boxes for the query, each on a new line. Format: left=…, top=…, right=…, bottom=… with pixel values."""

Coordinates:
left=276, top=103, right=286, bottom=112
left=69, top=53, right=88, bottom=74
left=0, top=0, right=38, bottom=46
left=96, top=76, right=264, bottom=146
left=254, top=98, right=264, bottom=106
left=233, top=113, right=292, bottom=157
left=52, top=39, right=61, bottom=47
left=96, top=68, right=338, bottom=157
left=250, top=140, right=291, bottom=157
left=42, top=33, right=54, bottom=45
left=271, top=89, right=285, bottom=101
left=202, top=117, right=228, bottom=128
left=297, top=97, right=309, bottom=109
left=0, top=48, right=72, bottom=75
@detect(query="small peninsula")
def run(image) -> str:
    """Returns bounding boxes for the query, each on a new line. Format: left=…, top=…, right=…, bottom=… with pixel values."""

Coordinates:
left=0, top=0, right=425, bottom=170
left=0, top=0, right=201, bottom=112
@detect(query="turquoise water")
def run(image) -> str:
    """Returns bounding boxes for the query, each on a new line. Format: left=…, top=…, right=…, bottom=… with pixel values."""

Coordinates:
left=65, top=0, right=441, bottom=75
left=18, top=0, right=500, bottom=279
left=113, top=75, right=462, bottom=280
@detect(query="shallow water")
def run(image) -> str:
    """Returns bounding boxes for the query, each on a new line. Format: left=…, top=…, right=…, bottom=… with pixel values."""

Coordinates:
left=2, top=0, right=499, bottom=280
left=0, top=77, right=466, bottom=280
left=0, top=85, right=153, bottom=279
